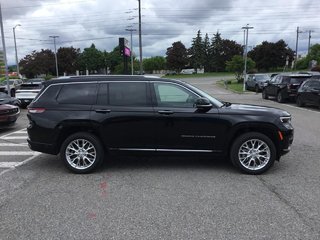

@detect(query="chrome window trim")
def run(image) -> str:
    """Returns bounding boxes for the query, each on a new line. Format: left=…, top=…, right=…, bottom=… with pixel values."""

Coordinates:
left=110, top=148, right=217, bottom=153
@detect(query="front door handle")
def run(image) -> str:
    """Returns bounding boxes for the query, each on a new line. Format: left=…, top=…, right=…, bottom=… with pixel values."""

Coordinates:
left=95, top=109, right=111, bottom=113
left=158, top=110, right=174, bottom=115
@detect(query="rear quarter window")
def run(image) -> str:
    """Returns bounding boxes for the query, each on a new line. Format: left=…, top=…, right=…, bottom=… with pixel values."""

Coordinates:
left=35, top=85, right=61, bottom=104
left=57, top=83, right=97, bottom=105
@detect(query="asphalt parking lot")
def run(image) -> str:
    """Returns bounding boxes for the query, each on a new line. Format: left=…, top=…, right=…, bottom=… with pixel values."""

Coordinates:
left=0, top=76, right=320, bottom=240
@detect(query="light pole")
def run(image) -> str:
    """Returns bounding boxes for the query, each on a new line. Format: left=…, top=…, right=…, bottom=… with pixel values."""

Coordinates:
left=49, top=35, right=59, bottom=77
left=126, top=28, right=137, bottom=75
left=0, top=3, right=11, bottom=96
left=242, top=24, right=254, bottom=91
left=308, top=30, right=314, bottom=55
left=13, top=24, right=21, bottom=78
left=138, top=0, right=143, bottom=74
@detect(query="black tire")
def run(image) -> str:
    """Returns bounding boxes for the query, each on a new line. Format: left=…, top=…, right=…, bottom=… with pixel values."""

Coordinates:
left=60, top=132, right=104, bottom=173
left=296, top=95, right=305, bottom=107
left=230, top=132, right=276, bottom=174
left=262, top=89, right=268, bottom=99
left=245, top=83, right=249, bottom=90
left=277, top=91, right=285, bottom=103
left=255, top=85, right=259, bottom=93
left=10, top=89, right=15, bottom=97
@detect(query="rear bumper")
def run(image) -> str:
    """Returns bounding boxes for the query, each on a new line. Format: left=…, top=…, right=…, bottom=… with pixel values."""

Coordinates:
left=27, top=138, right=58, bottom=155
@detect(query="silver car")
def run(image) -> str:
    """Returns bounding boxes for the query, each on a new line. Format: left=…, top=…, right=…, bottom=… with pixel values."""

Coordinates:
left=245, top=74, right=271, bottom=92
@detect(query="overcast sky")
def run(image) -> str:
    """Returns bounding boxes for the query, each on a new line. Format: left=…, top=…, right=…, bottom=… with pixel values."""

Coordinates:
left=1, top=0, right=319, bottom=65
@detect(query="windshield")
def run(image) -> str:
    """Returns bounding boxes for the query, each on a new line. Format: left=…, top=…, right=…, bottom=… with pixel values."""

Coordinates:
left=184, top=82, right=224, bottom=107
left=1, top=80, right=14, bottom=85
left=255, top=75, right=270, bottom=81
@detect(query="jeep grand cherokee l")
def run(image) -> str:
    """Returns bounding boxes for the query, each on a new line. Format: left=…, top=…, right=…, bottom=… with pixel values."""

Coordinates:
left=27, top=76, right=294, bottom=174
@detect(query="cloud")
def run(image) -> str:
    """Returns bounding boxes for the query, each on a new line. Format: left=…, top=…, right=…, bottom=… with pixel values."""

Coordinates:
left=0, top=0, right=319, bottom=65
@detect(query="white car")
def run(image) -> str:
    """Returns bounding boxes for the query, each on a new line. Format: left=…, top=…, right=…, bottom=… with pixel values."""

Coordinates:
left=15, top=81, right=43, bottom=108
left=0, top=79, right=23, bottom=96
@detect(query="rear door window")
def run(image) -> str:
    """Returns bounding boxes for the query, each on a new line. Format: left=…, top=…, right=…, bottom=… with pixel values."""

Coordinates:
left=290, top=77, right=308, bottom=84
left=108, top=82, right=149, bottom=107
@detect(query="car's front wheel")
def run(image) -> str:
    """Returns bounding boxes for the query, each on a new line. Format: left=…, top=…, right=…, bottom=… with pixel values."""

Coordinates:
left=296, top=95, right=305, bottom=107
left=262, top=89, right=268, bottom=99
left=60, top=132, right=104, bottom=173
left=277, top=91, right=285, bottom=103
left=230, top=132, right=276, bottom=174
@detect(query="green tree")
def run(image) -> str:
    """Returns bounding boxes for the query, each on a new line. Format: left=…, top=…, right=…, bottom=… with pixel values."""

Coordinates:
left=189, top=30, right=205, bottom=72
left=143, top=56, right=166, bottom=73
left=248, top=40, right=294, bottom=71
left=166, top=41, right=188, bottom=72
left=77, top=44, right=104, bottom=72
left=209, top=32, right=223, bottom=72
left=19, top=49, right=55, bottom=78
left=202, top=33, right=211, bottom=72
left=226, top=55, right=256, bottom=83
left=209, top=32, right=243, bottom=72
left=306, top=44, right=320, bottom=63
left=57, top=46, right=80, bottom=75
left=104, top=46, right=122, bottom=73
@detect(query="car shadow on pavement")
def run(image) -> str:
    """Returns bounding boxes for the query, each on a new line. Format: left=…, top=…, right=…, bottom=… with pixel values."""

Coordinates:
left=100, top=154, right=237, bottom=174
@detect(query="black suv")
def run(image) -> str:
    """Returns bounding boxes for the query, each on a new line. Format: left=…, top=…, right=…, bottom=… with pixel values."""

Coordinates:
left=262, top=74, right=311, bottom=103
left=296, top=76, right=320, bottom=108
left=27, top=76, right=294, bottom=174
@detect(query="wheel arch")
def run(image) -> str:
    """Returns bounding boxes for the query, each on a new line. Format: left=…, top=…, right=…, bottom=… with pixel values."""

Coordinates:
left=54, top=121, right=105, bottom=153
left=225, top=123, right=281, bottom=160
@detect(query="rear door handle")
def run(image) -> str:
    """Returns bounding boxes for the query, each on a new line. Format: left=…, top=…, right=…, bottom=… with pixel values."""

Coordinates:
left=158, top=110, right=174, bottom=115
left=94, top=109, right=111, bottom=113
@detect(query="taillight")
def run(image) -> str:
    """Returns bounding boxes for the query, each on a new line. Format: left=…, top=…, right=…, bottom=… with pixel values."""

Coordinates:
left=28, top=108, right=46, bottom=113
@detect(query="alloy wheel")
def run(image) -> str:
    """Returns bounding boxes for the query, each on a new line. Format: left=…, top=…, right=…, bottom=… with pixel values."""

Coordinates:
left=238, top=139, right=271, bottom=171
left=65, top=139, right=97, bottom=170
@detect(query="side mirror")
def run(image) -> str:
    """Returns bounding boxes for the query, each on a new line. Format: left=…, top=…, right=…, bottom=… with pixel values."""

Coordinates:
left=194, top=97, right=212, bottom=110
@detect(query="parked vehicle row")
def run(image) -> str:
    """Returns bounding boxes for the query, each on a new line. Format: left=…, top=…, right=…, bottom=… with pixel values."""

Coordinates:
left=261, top=74, right=320, bottom=108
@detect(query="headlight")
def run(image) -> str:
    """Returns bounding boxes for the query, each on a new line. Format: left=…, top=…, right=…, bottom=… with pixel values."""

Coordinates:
left=280, top=116, right=291, bottom=123
left=280, top=116, right=292, bottom=129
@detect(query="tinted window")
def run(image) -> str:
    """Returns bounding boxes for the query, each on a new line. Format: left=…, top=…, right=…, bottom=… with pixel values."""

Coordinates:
left=57, top=83, right=97, bottom=105
left=290, top=77, right=309, bottom=84
left=109, top=82, right=148, bottom=106
left=255, top=75, right=270, bottom=81
left=309, top=81, right=320, bottom=89
left=282, top=76, right=290, bottom=83
left=154, top=82, right=198, bottom=108
left=36, top=85, right=61, bottom=104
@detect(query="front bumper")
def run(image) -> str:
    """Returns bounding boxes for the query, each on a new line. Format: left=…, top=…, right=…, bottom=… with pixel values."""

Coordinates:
left=279, top=129, right=294, bottom=156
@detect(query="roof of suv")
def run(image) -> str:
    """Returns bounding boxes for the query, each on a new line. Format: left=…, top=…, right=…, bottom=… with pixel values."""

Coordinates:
left=43, top=75, right=184, bottom=87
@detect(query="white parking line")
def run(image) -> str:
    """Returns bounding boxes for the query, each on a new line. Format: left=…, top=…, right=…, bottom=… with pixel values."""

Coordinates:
left=0, top=154, right=41, bottom=177
left=0, top=128, right=27, bottom=138
left=0, top=151, right=40, bottom=156
left=0, top=136, right=28, bottom=140
left=0, top=162, right=21, bottom=168
left=0, top=143, right=28, bottom=146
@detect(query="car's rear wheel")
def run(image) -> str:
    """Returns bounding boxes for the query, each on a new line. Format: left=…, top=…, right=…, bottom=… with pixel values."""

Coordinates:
left=230, top=132, right=276, bottom=174
left=262, top=89, right=268, bottom=99
left=277, top=91, right=285, bottom=103
left=296, top=95, right=305, bottom=107
left=60, top=132, right=104, bottom=173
